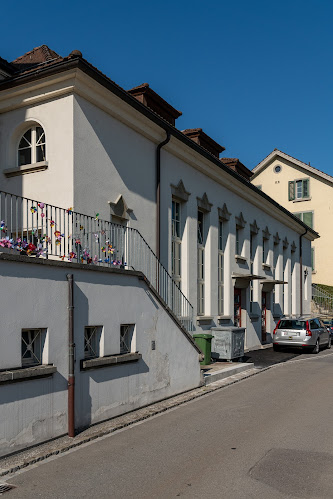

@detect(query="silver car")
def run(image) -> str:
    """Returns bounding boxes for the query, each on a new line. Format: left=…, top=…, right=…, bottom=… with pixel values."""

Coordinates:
left=273, top=316, right=332, bottom=353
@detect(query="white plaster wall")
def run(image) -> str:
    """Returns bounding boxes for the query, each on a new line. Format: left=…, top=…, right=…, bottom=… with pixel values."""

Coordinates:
left=73, top=95, right=157, bottom=249
left=159, top=149, right=313, bottom=349
left=0, top=96, right=74, bottom=208
left=0, top=257, right=201, bottom=457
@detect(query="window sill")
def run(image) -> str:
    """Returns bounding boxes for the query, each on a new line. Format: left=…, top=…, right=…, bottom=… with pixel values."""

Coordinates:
left=4, top=161, right=48, bottom=178
left=81, top=352, right=142, bottom=370
left=235, top=255, right=247, bottom=264
left=217, top=315, right=232, bottom=320
left=262, top=263, right=272, bottom=271
left=292, top=198, right=311, bottom=203
left=0, top=364, right=56, bottom=384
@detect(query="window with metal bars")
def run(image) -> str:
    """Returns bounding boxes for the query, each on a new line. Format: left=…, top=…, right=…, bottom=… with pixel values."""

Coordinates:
left=84, top=326, right=102, bottom=359
left=22, top=329, right=42, bottom=366
left=120, top=324, right=135, bottom=354
left=18, top=126, right=46, bottom=166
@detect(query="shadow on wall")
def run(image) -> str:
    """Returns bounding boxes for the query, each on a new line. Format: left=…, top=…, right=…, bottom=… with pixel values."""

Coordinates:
left=0, top=371, right=67, bottom=404
left=74, top=97, right=156, bottom=213
left=73, top=280, right=150, bottom=431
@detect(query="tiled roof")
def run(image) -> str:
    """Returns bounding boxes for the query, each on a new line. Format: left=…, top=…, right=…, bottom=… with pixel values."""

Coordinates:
left=11, top=45, right=62, bottom=71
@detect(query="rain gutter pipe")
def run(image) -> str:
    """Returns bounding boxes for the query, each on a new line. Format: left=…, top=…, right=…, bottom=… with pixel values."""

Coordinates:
left=156, top=131, right=171, bottom=259
left=67, top=273, right=75, bottom=437
left=299, top=228, right=308, bottom=316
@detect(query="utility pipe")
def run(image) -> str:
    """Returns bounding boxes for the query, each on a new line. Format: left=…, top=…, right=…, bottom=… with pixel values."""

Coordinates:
left=299, top=228, right=308, bottom=316
left=156, top=131, right=171, bottom=259
left=67, top=273, right=75, bottom=438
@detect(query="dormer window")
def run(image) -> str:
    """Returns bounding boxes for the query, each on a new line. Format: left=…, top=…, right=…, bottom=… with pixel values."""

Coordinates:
left=18, top=126, right=46, bottom=166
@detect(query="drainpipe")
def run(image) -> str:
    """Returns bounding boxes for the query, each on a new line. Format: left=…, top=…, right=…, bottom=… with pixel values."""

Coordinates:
left=67, top=273, right=75, bottom=438
left=156, top=131, right=171, bottom=259
left=299, top=228, right=308, bottom=316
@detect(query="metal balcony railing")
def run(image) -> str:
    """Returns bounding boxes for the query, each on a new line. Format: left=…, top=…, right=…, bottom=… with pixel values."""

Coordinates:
left=312, top=284, right=333, bottom=316
left=0, top=190, right=193, bottom=331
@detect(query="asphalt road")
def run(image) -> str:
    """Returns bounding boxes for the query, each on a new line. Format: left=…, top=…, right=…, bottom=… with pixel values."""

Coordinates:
left=244, top=344, right=331, bottom=368
left=5, top=350, right=333, bottom=499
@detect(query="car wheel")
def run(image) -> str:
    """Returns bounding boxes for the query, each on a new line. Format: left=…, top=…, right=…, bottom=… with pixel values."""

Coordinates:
left=312, top=339, right=320, bottom=354
left=327, top=336, right=332, bottom=350
left=273, top=344, right=280, bottom=352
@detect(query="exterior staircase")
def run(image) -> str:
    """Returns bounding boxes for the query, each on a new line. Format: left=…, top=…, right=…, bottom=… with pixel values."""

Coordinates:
left=312, top=284, right=333, bottom=317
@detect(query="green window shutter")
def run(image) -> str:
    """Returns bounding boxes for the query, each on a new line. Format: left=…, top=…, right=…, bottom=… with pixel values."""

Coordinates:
left=303, top=211, right=313, bottom=228
left=303, top=179, right=309, bottom=198
left=288, top=181, right=295, bottom=201
left=294, top=212, right=302, bottom=220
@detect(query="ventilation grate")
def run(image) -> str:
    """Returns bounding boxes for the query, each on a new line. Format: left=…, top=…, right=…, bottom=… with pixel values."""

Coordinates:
left=0, top=483, right=16, bottom=494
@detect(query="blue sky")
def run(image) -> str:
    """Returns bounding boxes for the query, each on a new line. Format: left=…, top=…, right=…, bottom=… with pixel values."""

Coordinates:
left=2, top=0, right=332, bottom=173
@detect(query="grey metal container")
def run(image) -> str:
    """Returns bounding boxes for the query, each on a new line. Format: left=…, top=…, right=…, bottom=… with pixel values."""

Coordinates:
left=211, top=327, right=245, bottom=361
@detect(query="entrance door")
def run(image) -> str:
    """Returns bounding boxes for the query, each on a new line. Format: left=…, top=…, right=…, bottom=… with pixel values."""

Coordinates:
left=234, top=288, right=242, bottom=327
left=261, top=292, right=267, bottom=342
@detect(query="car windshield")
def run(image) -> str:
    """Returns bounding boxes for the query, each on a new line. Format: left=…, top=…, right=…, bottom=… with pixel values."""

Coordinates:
left=279, top=320, right=306, bottom=330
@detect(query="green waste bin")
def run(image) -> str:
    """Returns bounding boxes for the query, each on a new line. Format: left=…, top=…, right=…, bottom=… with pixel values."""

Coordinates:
left=193, top=333, right=213, bottom=365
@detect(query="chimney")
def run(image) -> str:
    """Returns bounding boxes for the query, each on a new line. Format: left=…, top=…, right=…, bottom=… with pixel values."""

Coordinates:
left=220, top=158, right=252, bottom=181
left=128, top=83, right=182, bottom=126
left=182, top=128, right=225, bottom=158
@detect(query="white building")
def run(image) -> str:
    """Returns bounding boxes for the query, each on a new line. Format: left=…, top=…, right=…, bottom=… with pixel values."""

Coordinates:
left=0, top=46, right=318, bottom=455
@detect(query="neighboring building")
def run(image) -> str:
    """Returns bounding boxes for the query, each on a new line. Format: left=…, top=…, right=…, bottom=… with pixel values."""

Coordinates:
left=252, top=149, right=332, bottom=286
left=0, top=46, right=318, bottom=455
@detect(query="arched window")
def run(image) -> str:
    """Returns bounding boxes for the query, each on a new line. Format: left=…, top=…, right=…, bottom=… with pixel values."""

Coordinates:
left=18, top=126, right=46, bottom=166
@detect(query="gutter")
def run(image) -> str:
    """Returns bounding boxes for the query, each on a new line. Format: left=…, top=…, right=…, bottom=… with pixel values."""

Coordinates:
left=299, top=228, right=308, bottom=316
left=156, top=131, right=171, bottom=259
left=67, top=273, right=75, bottom=437
left=0, top=57, right=319, bottom=239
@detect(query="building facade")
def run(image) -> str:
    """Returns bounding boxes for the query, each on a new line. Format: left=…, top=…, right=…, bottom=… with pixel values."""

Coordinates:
left=0, top=46, right=319, bottom=454
left=252, top=149, right=332, bottom=286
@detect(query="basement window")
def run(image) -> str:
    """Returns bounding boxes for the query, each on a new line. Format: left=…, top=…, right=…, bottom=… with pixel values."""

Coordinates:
left=84, top=326, right=102, bottom=359
left=120, top=324, right=135, bottom=354
left=22, top=328, right=46, bottom=367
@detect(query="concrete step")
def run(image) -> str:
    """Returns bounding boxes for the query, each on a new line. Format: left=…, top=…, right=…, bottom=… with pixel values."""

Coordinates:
left=203, top=362, right=254, bottom=385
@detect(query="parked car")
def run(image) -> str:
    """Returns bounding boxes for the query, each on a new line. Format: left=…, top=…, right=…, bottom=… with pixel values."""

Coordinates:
left=273, top=316, right=331, bottom=353
left=322, top=319, right=333, bottom=336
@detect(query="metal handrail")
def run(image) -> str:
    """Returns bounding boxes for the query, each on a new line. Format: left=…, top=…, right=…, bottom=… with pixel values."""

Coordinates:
left=312, top=284, right=333, bottom=316
left=0, top=190, right=194, bottom=331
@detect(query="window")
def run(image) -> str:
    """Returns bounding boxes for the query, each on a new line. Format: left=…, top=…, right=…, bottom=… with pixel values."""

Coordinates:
left=197, top=210, right=205, bottom=315
left=84, top=326, right=102, bottom=359
left=311, top=248, right=315, bottom=271
left=294, top=211, right=313, bottom=229
left=171, top=200, right=181, bottom=284
left=262, top=236, right=268, bottom=263
left=236, top=227, right=240, bottom=255
left=197, top=210, right=204, bottom=245
left=288, top=179, right=309, bottom=201
left=274, top=165, right=282, bottom=173
left=250, top=233, right=256, bottom=313
left=18, top=126, right=46, bottom=166
left=120, top=324, right=135, bottom=354
left=218, top=220, right=224, bottom=315
left=22, top=329, right=42, bottom=366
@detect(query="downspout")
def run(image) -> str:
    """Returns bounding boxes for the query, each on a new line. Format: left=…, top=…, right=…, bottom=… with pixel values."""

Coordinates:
left=67, top=274, right=75, bottom=437
left=156, top=131, right=171, bottom=259
left=299, top=228, right=308, bottom=316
